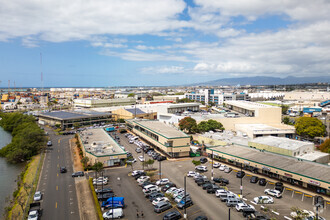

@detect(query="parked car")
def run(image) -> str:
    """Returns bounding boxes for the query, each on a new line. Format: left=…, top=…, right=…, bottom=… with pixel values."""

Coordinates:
left=177, top=198, right=193, bottom=209
left=213, top=178, right=229, bottom=185
left=143, top=185, right=159, bottom=193
left=196, top=179, right=210, bottom=186
left=103, top=208, right=124, bottom=219
left=213, top=162, right=221, bottom=168
left=258, top=178, right=267, bottom=186
left=98, top=193, right=115, bottom=201
left=250, top=176, right=259, bottom=183
left=154, top=201, right=172, bottom=213
left=202, top=182, right=214, bottom=190
left=126, top=158, right=137, bottom=163
left=226, top=198, right=241, bottom=207
left=236, top=171, right=245, bottom=178
left=147, top=191, right=163, bottom=200
left=157, top=156, right=167, bottom=161
left=163, top=210, right=182, bottom=220
left=264, top=189, right=282, bottom=198
left=138, top=156, right=145, bottom=162
left=236, top=203, right=255, bottom=212
left=95, top=188, right=113, bottom=194
left=215, top=189, right=228, bottom=197
left=33, top=191, right=42, bottom=201
left=200, top=157, right=208, bottom=164
left=47, top=141, right=52, bottom=146
left=253, top=196, right=274, bottom=204
left=224, top=167, right=232, bottom=173
left=132, top=170, right=144, bottom=177
left=60, top=167, right=67, bottom=173
left=219, top=164, right=227, bottom=171
left=137, top=176, right=150, bottom=184
left=135, top=148, right=142, bottom=153
left=156, top=178, right=170, bottom=186
left=174, top=193, right=190, bottom=203
left=161, top=183, right=176, bottom=192
left=187, top=171, right=197, bottom=177
left=165, top=187, right=177, bottom=195
left=195, top=165, right=208, bottom=172
left=206, top=185, right=221, bottom=194
left=275, top=182, right=284, bottom=192
left=220, top=192, right=239, bottom=202
left=194, top=216, right=208, bottom=220
left=152, top=197, right=169, bottom=206
left=72, top=171, right=84, bottom=177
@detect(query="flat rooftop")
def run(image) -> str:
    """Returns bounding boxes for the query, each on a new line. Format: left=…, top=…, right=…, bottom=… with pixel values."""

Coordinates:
left=225, top=101, right=279, bottom=110
left=80, top=128, right=126, bottom=156
left=237, top=124, right=295, bottom=134
left=128, top=119, right=189, bottom=139
left=208, top=145, right=330, bottom=183
left=250, top=136, right=313, bottom=150
left=296, top=151, right=329, bottom=161
left=39, top=110, right=112, bottom=120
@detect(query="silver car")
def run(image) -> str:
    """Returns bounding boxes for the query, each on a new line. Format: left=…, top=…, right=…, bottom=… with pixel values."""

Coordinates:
left=33, top=191, right=42, bottom=201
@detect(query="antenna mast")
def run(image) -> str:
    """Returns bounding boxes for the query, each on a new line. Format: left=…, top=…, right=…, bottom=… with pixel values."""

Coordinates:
left=40, top=52, right=43, bottom=95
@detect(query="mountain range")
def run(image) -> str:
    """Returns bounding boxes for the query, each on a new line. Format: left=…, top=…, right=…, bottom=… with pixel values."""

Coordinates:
left=197, top=76, right=330, bottom=86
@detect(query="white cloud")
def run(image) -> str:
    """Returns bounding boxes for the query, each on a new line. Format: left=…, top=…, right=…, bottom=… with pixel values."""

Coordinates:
left=141, top=66, right=185, bottom=74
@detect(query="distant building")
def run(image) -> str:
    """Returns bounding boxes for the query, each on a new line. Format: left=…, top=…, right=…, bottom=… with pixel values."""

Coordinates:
left=74, top=98, right=136, bottom=108
left=111, top=108, right=157, bottom=120
left=38, top=111, right=114, bottom=129
left=185, top=89, right=248, bottom=105
left=126, top=119, right=191, bottom=158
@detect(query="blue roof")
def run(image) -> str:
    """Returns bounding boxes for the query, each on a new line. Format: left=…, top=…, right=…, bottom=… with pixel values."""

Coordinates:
left=125, top=108, right=146, bottom=115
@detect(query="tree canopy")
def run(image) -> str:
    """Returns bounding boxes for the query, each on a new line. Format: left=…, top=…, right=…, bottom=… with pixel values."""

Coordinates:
left=0, top=112, right=46, bottom=163
left=179, top=117, right=198, bottom=134
left=319, top=138, right=330, bottom=153
left=294, top=117, right=326, bottom=139
left=197, top=119, right=224, bottom=133
left=127, top=93, right=135, bottom=97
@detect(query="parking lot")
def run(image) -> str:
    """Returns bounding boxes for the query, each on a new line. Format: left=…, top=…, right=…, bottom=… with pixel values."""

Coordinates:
left=98, top=131, right=329, bottom=220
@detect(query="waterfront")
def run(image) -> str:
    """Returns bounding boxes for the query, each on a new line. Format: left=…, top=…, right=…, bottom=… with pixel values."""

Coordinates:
left=0, top=127, right=24, bottom=217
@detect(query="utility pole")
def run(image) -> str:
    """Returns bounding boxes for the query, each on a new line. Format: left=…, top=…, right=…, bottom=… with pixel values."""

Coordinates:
left=184, top=175, right=187, bottom=219
left=159, top=160, right=162, bottom=180
left=211, top=150, right=214, bottom=180
left=240, top=163, right=243, bottom=197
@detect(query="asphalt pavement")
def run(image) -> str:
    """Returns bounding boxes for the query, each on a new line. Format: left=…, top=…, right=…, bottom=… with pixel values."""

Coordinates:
left=37, top=128, right=80, bottom=220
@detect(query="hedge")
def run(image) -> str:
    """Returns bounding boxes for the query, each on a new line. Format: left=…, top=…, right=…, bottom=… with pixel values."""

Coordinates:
left=88, top=177, right=103, bottom=220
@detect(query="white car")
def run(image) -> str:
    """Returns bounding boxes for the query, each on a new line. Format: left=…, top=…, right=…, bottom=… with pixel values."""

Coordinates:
left=93, top=176, right=109, bottom=181
left=290, top=210, right=315, bottom=218
left=103, top=208, right=124, bottom=219
left=138, top=156, right=145, bottom=162
left=132, top=170, right=144, bottom=177
left=156, top=178, right=170, bottom=186
left=264, top=189, right=282, bottom=198
left=187, top=171, right=197, bottom=177
left=213, top=162, right=221, bottom=168
left=137, top=176, right=150, bottom=184
left=253, top=196, right=274, bottom=204
left=235, top=203, right=255, bottom=212
left=93, top=179, right=108, bottom=185
left=195, top=165, right=208, bottom=172
left=165, top=187, right=177, bottom=195
left=33, top=191, right=42, bottom=201
left=152, top=197, right=169, bottom=206
left=142, top=185, right=158, bottom=193
left=219, top=165, right=227, bottom=171
left=215, top=189, right=228, bottom=197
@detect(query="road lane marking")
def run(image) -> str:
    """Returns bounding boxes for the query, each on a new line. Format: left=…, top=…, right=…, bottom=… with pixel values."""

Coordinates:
left=56, top=186, right=58, bottom=191
left=284, top=216, right=292, bottom=220
left=55, top=202, right=57, bottom=208
left=58, top=156, right=59, bottom=159
left=57, top=173, right=59, bottom=177
left=271, top=210, right=280, bottom=215
left=58, top=149, right=60, bottom=153
left=57, top=164, right=59, bottom=167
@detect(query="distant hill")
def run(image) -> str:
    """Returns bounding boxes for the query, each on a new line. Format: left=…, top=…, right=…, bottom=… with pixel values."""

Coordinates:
left=197, top=76, right=330, bottom=86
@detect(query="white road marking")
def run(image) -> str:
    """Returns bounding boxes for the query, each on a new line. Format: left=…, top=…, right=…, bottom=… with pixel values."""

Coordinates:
left=271, top=210, right=280, bottom=215
left=284, top=216, right=292, bottom=220
left=251, top=201, right=257, bottom=205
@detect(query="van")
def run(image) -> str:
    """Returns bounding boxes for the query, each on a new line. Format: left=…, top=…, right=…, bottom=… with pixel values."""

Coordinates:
left=144, top=188, right=160, bottom=197
left=154, top=201, right=172, bottom=213
left=102, top=208, right=124, bottom=219
left=142, top=185, right=157, bottom=192
left=226, top=198, right=241, bottom=207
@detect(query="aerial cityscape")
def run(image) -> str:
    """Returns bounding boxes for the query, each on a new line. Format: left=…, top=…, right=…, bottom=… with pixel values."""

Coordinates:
left=0, top=1, right=330, bottom=220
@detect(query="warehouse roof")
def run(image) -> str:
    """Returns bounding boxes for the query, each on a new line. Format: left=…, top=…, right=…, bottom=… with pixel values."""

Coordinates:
left=250, top=136, right=313, bottom=150
left=125, top=108, right=146, bottom=115
left=39, top=111, right=112, bottom=120
left=225, top=101, right=279, bottom=110
left=128, top=119, right=189, bottom=139
left=207, top=145, right=330, bottom=183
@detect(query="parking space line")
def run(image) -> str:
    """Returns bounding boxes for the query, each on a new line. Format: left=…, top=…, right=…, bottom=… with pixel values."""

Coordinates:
left=189, top=209, right=202, bottom=217
left=285, top=188, right=292, bottom=191
left=271, top=210, right=280, bottom=215
left=304, top=194, right=312, bottom=197
left=55, top=202, right=58, bottom=208
left=284, top=216, right=292, bottom=220
left=295, top=191, right=302, bottom=194
left=268, top=182, right=274, bottom=184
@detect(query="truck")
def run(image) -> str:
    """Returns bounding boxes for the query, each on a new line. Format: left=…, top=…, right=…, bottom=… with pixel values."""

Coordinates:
left=28, top=202, right=42, bottom=220
left=101, top=197, right=125, bottom=208
left=105, top=127, right=115, bottom=132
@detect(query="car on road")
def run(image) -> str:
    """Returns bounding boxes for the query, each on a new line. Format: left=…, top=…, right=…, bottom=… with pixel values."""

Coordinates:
left=250, top=176, right=259, bottom=183
left=236, top=171, right=245, bottom=178
left=135, top=148, right=142, bottom=153
left=264, top=189, right=282, bottom=198
left=253, top=196, right=274, bottom=204
left=33, top=191, right=42, bottom=201
left=103, top=208, right=124, bottom=219
left=219, top=164, right=227, bottom=171
left=224, top=167, right=232, bottom=173
left=236, top=203, right=255, bottom=212
left=47, top=141, right=52, bottom=146
left=152, top=197, right=169, bottom=206
left=258, top=178, right=267, bottom=186
left=163, top=210, right=182, bottom=220
left=60, top=167, right=67, bottom=173
left=195, top=165, right=208, bottom=172
left=156, top=178, right=170, bottom=186
left=138, top=156, right=145, bottom=162
left=200, top=157, right=208, bottom=164
left=154, top=201, right=172, bottom=213
left=72, top=171, right=84, bottom=177
left=213, top=162, right=221, bottom=168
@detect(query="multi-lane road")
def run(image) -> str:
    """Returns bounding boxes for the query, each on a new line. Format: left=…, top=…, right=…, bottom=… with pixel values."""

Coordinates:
left=37, top=128, right=80, bottom=220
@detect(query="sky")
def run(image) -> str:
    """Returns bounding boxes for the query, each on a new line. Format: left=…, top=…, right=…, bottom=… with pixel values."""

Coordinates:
left=0, top=0, right=330, bottom=87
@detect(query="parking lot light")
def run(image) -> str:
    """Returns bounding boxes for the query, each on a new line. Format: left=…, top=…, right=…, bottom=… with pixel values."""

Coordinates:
left=211, top=150, right=214, bottom=181
left=184, top=175, right=187, bottom=219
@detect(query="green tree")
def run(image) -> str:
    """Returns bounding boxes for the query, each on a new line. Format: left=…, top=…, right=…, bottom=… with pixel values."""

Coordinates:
left=294, top=117, right=326, bottom=139
left=81, top=156, right=89, bottom=168
left=319, top=138, right=330, bottom=153
left=206, top=119, right=224, bottom=131
left=192, top=160, right=201, bottom=166
left=127, top=93, right=135, bottom=97
left=281, top=105, right=289, bottom=115
left=179, top=117, right=198, bottom=134
left=197, top=121, right=210, bottom=132
left=93, top=162, right=104, bottom=173
left=282, top=116, right=294, bottom=125
left=73, top=122, right=80, bottom=128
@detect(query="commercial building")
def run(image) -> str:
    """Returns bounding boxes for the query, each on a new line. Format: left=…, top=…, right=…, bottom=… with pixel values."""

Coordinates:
left=152, top=95, right=184, bottom=103
left=74, top=98, right=136, bottom=108
left=185, top=89, right=248, bottom=105
left=78, top=128, right=127, bottom=166
left=38, top=111, right=113, bottom=129
left=126, top=119, right=191, bottom=157
left=205, top=145, right=330, bottom=196
left=111, top=108, right=157, bottom=120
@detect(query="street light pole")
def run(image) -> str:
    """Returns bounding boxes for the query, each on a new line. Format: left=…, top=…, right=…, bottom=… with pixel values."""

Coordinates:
left=240, top=163, right=243, bottom=197
left=211, top=150, right=214, bottom=181
left=228, top=207, right=231, bottom=220
left=159, top=160, right=162, bottom=180
left=143, top=150, right=145, bottom=171
left=184, top=175, right=187, bottom=219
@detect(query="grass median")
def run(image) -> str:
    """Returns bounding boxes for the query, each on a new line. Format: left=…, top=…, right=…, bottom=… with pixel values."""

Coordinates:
left=88, top=177, right=103, bottom=220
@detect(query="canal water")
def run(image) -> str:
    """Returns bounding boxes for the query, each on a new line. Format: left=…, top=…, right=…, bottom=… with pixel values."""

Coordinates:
left=0, top=127, right=24, bottom=217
